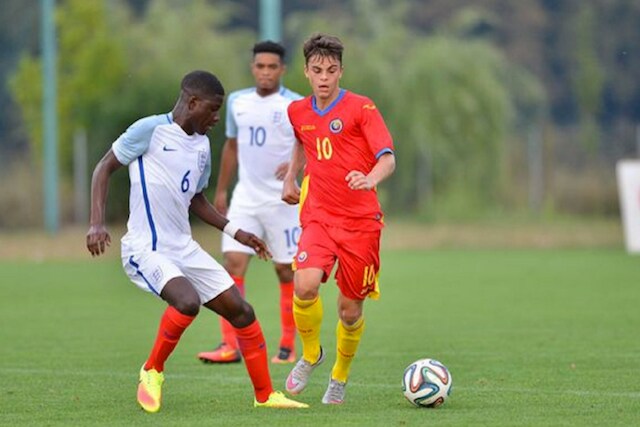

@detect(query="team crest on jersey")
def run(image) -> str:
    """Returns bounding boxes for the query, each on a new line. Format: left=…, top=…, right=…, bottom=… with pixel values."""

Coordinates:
left=297, top=251, right=308, bottom=263
left=198, top=150, right=207, bottom=172
left=329, top=118, right=343, bottom=134
left=272, top=110, right=284, bottom=124
left=151, top=267, right=163, bottom=285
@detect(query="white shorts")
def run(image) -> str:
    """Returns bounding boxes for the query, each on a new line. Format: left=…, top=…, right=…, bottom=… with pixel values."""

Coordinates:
left=222, top=202, right=301, bottom=264
left=122, top=242, right=234, bottom=304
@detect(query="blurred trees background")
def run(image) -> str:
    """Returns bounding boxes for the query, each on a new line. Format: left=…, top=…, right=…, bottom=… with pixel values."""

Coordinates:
left=1, top=0, right=639, bottom=227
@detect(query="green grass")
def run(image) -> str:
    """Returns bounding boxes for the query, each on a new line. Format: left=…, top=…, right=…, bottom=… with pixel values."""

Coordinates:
left=1, top=249, right=639, bottom=426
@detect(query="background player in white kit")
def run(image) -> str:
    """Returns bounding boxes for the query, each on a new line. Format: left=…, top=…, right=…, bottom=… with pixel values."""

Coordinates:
left=86, top=70, right=307, bottom=412
left=197, top=42, right=303, bottom=365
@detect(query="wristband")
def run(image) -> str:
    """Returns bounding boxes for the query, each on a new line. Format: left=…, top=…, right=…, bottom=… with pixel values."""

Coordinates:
left=223, top=222, right=240, bottom=238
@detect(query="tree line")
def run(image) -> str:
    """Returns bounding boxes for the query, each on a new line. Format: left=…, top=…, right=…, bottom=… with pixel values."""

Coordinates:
left=2, top=0, right=637, bottom=226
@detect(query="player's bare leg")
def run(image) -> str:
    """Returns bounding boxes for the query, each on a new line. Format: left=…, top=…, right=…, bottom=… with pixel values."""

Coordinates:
left=198, top=252, right=249, bottom=363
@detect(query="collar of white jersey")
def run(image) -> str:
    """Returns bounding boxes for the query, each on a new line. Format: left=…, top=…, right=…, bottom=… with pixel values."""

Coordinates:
left=253, top=86, right=287, bottom=97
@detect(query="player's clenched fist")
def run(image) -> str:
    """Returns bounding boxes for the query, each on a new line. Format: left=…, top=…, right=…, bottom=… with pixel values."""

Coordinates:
left=281, top=178, right=301, bottom=205
left=345, top=170, right=376, bottom=191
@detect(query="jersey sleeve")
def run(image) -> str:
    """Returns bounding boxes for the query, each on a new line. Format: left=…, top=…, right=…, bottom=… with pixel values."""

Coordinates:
left=196, top=151, right=212, bottom=193
left=112, top=115, right=165, bottom=165
left=225, top=92, right=239, bottom=139
left=287, top=101, right=303, bottom=144
left=359, top=100, right=394, bottom=159
left=282, top=87, right=304, bottom=102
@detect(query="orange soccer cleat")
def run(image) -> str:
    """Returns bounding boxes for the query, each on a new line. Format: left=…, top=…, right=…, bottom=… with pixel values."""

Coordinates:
left=197, top=342, right=242, bottom=364
left=271, top=347, right=296, bottom=364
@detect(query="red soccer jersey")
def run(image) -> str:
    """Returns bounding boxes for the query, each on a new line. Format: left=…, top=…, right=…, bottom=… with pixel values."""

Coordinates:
left=288, top=89, right=394, bottom=231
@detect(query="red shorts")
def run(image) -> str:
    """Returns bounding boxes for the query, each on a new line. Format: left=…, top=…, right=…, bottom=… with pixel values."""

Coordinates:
left=293, top=221, right=381, bottom=300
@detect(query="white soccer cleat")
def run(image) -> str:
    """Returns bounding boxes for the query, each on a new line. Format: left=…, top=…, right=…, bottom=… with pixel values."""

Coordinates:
left=322, top=378, right=346, bottom=404
left=285, top=347, right=325, bottom=395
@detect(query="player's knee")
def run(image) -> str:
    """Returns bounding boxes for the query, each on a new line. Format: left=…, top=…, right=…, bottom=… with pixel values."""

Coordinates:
left=338, top=307, right=362, bottom=326
left=228, top=301, right=256, bottom=328
left=294, top=278, right=321, bottom=300
left=294, top=286, right=319, bottom=300
left=294, top=269, right=323, bottom=299
left=174, top=298, right=200, bottom=317
left=274, top=263, right=294, bottom=282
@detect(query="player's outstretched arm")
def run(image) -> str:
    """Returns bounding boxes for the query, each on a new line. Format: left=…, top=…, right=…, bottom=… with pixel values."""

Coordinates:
left=346, top=152, right=396, bottom=191
left=213, top=137, right=238, bottom=216
left=190, top=192, right=273, bottom=260
left=190, top=192, right=230, bottom=231
left=282, top=141, right=306, bottom=204
left=86, top=149, right=123, bottom=257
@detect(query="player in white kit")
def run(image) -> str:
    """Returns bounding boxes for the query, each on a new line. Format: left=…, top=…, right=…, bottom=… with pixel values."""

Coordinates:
left=197, top=42, right=303, bottom=365
left=86, top=71, right=307, bottom=412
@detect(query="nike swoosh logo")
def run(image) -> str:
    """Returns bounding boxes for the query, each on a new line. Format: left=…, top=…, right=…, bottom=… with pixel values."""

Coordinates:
left=163, top=146, right=177, bottom=152
left=221, top=350, right=237, bottom=357
left=286, top=376, right=299, bottom=389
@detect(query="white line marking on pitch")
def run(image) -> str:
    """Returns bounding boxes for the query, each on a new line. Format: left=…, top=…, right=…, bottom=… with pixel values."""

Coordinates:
left=2, top=367, right=639, bottom=398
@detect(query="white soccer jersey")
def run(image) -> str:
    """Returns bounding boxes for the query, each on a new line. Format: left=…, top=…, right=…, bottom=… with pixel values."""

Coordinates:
left=112, top=112, right=212, bottom=256
left=226, top=87, right=302, bottom=208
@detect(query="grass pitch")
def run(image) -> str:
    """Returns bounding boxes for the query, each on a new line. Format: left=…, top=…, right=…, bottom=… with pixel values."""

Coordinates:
left=1, top=249, right=639, bottom=426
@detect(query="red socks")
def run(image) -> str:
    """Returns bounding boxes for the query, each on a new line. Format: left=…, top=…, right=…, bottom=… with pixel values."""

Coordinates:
left=279, top=281, right=296, bottom=350
left=220, top=277, right=295, bottom=352
left=234, top=320, right=273, bottom=402
left=219, top=275, right=245, bottom=349
left=144, top=306, right=195, bottom=372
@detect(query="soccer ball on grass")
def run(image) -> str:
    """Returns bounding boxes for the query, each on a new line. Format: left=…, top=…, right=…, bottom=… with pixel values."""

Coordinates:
left=402, top=358, right=452, bottom=408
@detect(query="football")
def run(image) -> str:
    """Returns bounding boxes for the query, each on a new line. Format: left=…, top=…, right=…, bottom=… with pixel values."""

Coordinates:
left=402, top=358, right=452, bottom=407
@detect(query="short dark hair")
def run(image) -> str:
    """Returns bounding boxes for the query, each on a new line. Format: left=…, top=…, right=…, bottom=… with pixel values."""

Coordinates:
left=303, top=33, right=343, bottom=64
left=253, top=40, right=286, bottom=60
left=180, top=70, right=225, bottom=99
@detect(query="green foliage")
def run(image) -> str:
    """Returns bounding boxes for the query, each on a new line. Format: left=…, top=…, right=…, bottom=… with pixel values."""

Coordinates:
left=286, top=0, right=542, bottom=218
left=397, top=37, right=511, bottom=217
left=8, top=0, right=255, bottom=221
left=10, top=0, right=129, bottom=176
left=571, top=4, right=604, bottom=154
left=8, top=57, right=43, bottom=157
left=2, top=0, right=639, bottom=225
left=6, top=0, right=548, bottom=222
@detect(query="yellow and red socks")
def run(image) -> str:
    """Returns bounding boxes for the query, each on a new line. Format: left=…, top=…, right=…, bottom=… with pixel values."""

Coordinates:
left=219, top=275, right=245, bottom=349
left=279, top=281, right=296, bottom=350
left=331, top=317, right=365, bottom=383
left=234, top=320, right=273, bottom=403
left=293, top=295, right=323, bottom=363
left=144, top=306, right=195, bottom=372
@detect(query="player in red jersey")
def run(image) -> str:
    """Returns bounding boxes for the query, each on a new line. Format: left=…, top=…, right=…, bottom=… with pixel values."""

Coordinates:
left=281, top=33, right=396, bottom=404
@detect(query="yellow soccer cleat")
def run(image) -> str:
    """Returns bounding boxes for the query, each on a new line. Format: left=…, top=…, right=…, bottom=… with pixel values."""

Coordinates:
left=254, top=391, right=309, bottom=409
left=137, top=366, right=164, bottom=413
